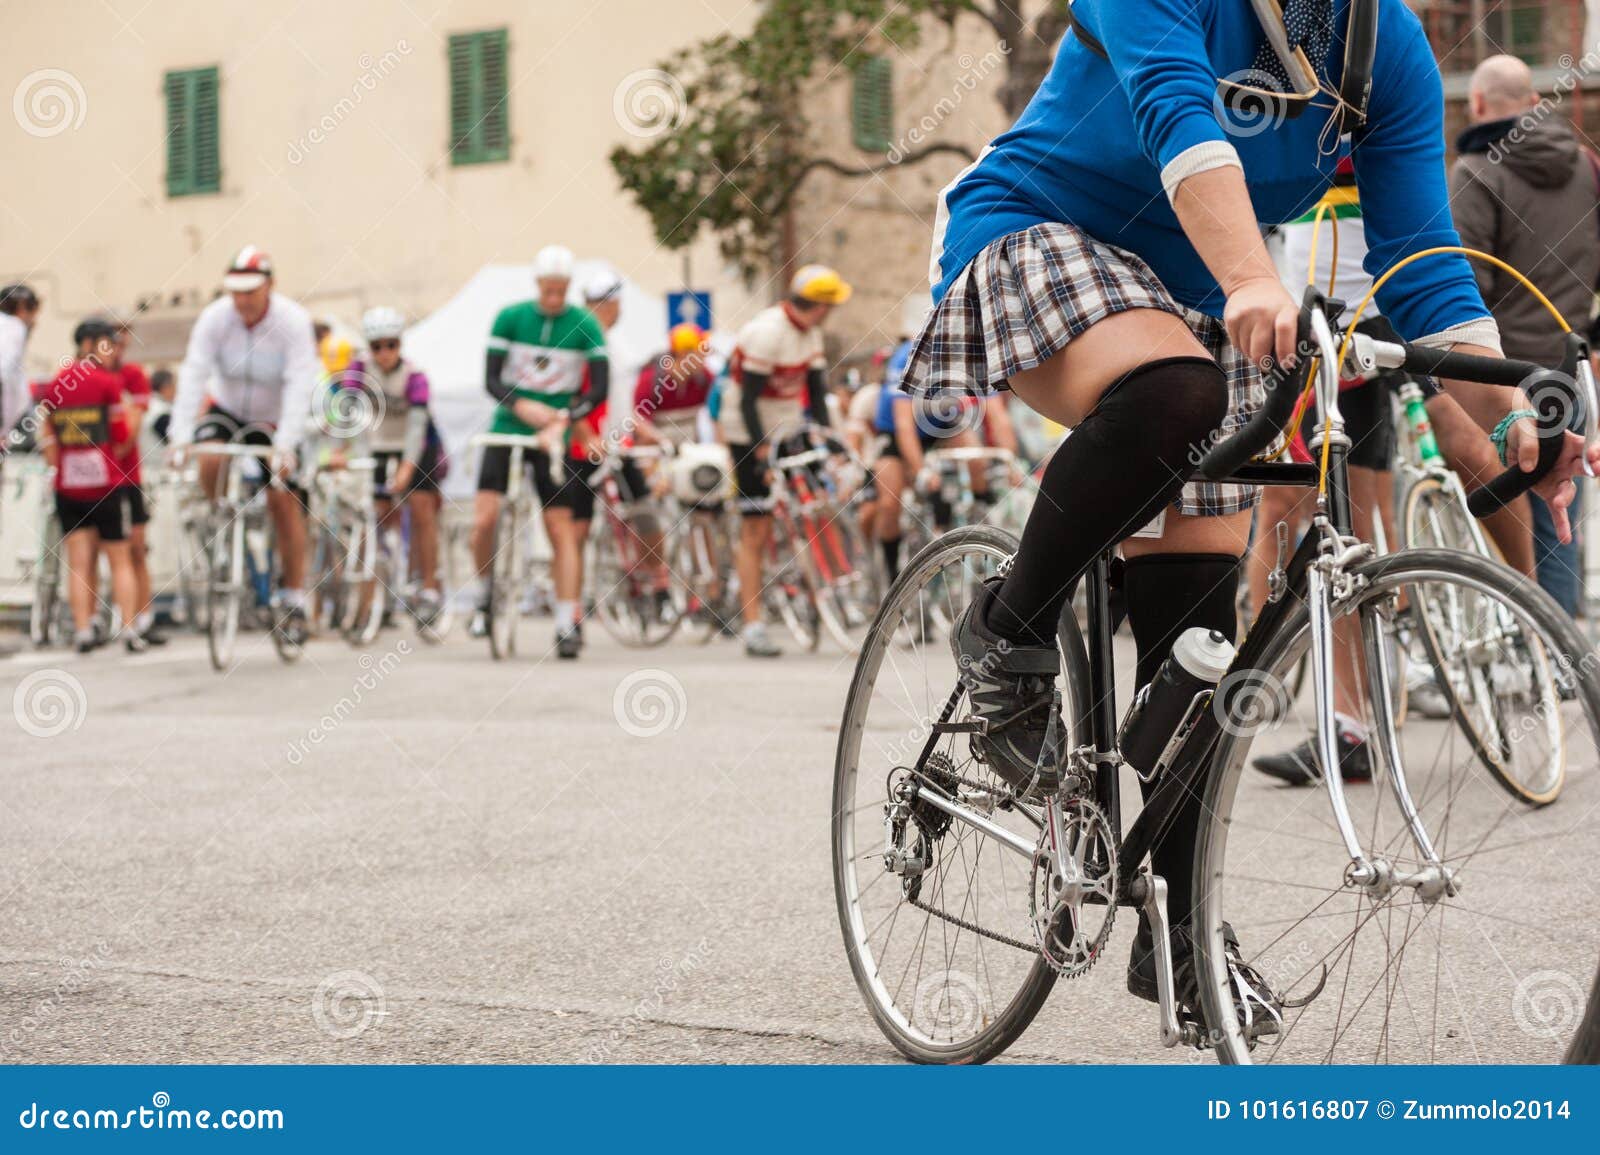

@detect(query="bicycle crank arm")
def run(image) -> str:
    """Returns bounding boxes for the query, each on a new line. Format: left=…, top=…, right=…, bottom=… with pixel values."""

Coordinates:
left=1130, top=873, right=1196, bottom=1049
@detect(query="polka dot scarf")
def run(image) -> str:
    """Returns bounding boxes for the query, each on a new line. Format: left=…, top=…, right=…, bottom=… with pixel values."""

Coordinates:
left=1251, top=0, right=1335, bottom=91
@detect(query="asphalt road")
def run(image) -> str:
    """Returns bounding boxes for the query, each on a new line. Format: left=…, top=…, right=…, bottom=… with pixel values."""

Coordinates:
left=1, top=617, right=1596, bottom=1064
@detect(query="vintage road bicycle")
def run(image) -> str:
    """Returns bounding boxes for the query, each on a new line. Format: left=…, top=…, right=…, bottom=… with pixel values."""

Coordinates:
left=833, top=287, right=1600, bottom=1064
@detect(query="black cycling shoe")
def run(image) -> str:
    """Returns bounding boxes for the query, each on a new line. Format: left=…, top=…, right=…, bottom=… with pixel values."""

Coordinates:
left=949, top=577, right=1064, bottom=797
left=1253, top=729, right=1372, bottom=786
left=139, top=624, right=170, bottom=646
left=556, top=627, right=582, bottom=659
left=1127, top=915, right=1284, bottom=1044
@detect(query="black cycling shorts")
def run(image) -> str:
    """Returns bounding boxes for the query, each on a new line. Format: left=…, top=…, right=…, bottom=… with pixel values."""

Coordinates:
left=728, top=443, right=772, bottom=514
left=477, top=445, right=600, bottom=519
left=194, top=404, right=274, bottom=446
left=374, top=445, right=444, bottom=498
left=118, top=484, right=150, bottom=527
left=56, top=490, right=131, bottom=542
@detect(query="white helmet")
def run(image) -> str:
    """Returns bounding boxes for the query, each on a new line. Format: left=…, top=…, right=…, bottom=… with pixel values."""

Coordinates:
left=533, top=244, right=576, bottom=282
left=361, top=306, right=406, bottom=342
left=583, top=269, right=624, bottom=304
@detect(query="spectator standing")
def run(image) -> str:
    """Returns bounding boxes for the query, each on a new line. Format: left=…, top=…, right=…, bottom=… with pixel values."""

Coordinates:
left=1450, top=54, right=1600, bottom=616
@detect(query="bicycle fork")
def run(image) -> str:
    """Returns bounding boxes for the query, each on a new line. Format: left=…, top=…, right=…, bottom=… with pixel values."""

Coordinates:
left=1307, top=555, right=1457, bottom=902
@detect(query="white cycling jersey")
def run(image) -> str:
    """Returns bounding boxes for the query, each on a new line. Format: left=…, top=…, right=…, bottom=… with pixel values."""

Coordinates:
left=171, top=293, right=320, bottom=452
left=0, top=312, right=31, bottom=435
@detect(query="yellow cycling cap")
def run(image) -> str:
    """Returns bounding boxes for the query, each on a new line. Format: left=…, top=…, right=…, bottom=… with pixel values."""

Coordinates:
left=790, top=264, right=852, bottom=305
left=670, top=322, right=706, bottom=355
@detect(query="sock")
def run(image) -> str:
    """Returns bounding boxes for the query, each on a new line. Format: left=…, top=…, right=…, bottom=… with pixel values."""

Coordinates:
left=134, top=611, right=153, bottom=633
left=988, top=357, right=1229, bottom=648
left=1335, top=712, right=1368, bottom=744
left=743, top=621, right=767, bottom=641
left=881, top=537, right=902, bottom=583
left=1122, top=552, right=1242, bottom=936
left=278, top=587, right=305, bottom=608
left=555, top=601, right=577, bottom=632
left=74, top=628, right=95, bottom=645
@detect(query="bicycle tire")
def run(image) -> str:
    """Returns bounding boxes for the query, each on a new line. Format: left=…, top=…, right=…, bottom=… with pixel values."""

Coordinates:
left=1194, top=547, right=1599, bottom=1064
left=206, top=516, right=242, bottom=672
left=487, top=501, right=521, bottom=660
left=769, top=513, right=822, bottom=652
left=588, top=505, right=686, bottom=649
left=1402, top=476, right=1564, bottom=804
left=834, top=524, right=1090, bottom=1063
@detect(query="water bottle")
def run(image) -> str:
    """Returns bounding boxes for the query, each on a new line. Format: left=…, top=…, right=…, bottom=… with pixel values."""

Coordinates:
left=1118, top=628, right=1236, bottom=781
left=1399, top=381, right=1440, bottom=465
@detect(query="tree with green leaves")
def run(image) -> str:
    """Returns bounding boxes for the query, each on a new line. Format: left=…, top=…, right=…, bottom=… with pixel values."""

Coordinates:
left=610, top=0, right=1069, bottom=280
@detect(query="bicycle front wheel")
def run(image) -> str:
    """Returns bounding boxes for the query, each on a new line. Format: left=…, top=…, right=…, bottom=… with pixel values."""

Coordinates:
left=487, top=501, right=521, bottom=660
left=834, top=525, right=1070, bottom=1063
left=206, top=517, right=243, bottom=672
left=1194, top=548, right=1600, bottom=1064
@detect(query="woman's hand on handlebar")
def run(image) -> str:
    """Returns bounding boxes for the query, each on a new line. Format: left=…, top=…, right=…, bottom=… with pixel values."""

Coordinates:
left=1223, top=275, right=1300, bottom=373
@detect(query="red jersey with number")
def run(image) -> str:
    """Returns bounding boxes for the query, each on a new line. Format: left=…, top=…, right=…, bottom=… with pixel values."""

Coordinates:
left=113, top=362, right=151, bottom=486
left=43, top=361, right=128, bottom=501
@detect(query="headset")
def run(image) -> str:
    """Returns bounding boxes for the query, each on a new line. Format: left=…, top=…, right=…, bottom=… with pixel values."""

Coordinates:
left=1065, top=0, right=1378, bottom=133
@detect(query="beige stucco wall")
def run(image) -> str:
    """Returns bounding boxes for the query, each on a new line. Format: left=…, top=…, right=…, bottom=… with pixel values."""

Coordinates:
left=0, top=0, right=759, bottom=373
left=790, top=13, right=1017, bottom=365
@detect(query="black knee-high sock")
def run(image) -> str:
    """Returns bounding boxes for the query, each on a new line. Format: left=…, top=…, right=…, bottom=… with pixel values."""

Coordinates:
left=1123, top=552, right=1242, bottom=932
left=881, top=537, right=901, bottom=583
left=987, top=358, right=1229, bottom=647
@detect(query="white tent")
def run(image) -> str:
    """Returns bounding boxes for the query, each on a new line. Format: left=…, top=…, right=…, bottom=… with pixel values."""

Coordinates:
left=403, top=262, right=667, bottom=498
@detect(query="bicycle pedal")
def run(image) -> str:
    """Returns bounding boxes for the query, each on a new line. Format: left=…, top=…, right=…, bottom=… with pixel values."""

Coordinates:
left=932, top=718, right=988, bottom=736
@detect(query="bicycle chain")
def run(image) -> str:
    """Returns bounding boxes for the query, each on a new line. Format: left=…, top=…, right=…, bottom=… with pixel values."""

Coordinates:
left=906, top=893, right=1040, bottom=955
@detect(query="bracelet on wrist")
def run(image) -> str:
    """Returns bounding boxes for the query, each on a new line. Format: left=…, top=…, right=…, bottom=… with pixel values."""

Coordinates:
left=1490, top=408, right=1539, bottom=467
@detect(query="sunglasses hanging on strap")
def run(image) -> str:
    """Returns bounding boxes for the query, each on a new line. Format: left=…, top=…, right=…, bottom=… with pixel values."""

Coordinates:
left=1064, top=0, right=1377, bottom=133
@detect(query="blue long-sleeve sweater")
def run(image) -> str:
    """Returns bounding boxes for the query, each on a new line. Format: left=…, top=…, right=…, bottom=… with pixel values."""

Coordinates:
left=931, top=0, right=1496, bottom=350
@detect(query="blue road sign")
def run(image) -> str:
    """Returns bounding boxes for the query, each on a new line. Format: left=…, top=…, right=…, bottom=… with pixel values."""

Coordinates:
left=667, top=291, right=712, bottom=331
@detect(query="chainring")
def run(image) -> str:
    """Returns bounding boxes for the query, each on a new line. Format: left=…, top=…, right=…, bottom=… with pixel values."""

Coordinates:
left=1030, top=796, right=1118, bottom=978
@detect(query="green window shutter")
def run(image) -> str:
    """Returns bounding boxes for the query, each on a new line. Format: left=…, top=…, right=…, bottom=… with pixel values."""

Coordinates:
left=449, top=29, right=510, bottom=166
left=852, top=56, right=893, bottom=154
left=165, top=67, right=220, bottom=197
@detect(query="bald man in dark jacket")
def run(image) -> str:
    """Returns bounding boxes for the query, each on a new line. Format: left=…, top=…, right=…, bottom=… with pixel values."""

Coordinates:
left=1450, top=54, right=1599, bottom=616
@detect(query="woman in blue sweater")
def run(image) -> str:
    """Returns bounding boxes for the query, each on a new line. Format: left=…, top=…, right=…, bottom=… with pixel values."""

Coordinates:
left=904, top=0, right=1593, bottom=1018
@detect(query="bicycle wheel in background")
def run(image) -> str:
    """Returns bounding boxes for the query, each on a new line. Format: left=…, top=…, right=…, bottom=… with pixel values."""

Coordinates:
left=834, top=525, right=1088, bottom=1063
left=206, top=514, right=243, bottom=671
left=767, top=514, right=821, bottom=651
left=29, top=516, right=64, bottom=647
left=1403, top=475, right=1563, bottom=803
left=486, top=502, right=521, bottom=660
left=1194, top=548, right=1600, bottom=1064
left=807, top=501, right=879, bottom=654
left=588, top=506, right=685, bottom=648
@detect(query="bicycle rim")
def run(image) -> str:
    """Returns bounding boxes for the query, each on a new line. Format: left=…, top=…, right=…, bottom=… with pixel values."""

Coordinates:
left=833, top=525, right=1058, bottom=1063
left=1405, top=478, right=1563, bottom=802
left=206, top=525, right=241, bottom=672
left=1195, top=548, right=1600, bottom=1064
left=488, top=504, right=520, bottom=660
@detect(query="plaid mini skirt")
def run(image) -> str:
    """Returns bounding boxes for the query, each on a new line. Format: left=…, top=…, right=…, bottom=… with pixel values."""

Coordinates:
left=902, top=221, right=1264, bottom=517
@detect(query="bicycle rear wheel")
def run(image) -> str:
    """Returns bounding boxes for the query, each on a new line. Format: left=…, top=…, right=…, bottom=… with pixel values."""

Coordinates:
left=768, top=514, right=821, bottom=651
left=588, top=505, right=685, bottom=648
left=1194, top=548, right=1600, bottom=1064
left=834, top=525, right=1076, bottom=1063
